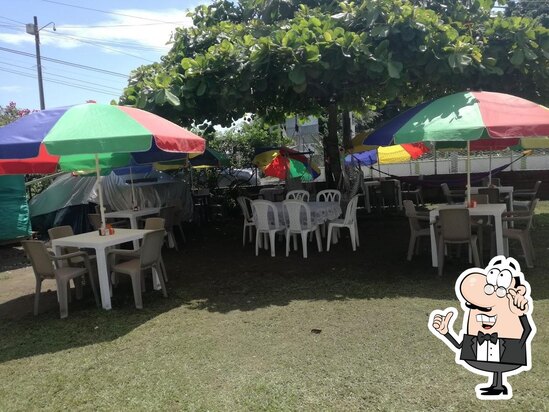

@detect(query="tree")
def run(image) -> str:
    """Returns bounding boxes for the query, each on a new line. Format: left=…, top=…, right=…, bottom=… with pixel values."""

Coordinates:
left=121, top=0, right=549, bottom=185
left=0, top=101, right=32, bottom=126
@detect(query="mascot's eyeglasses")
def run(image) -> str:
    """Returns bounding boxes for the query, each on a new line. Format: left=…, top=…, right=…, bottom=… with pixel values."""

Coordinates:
left=484, top=283, right=507, bottom=298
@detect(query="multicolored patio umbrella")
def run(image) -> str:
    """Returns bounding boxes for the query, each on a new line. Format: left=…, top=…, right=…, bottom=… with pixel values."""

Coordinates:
left=390, top=91, right=549, bottom=203
left=345, top=133, right=429, bottom=166
left=0, top=103, right=205, bottom=228
left=155, top=148, right=230, bottom=171
left=252, top=147, right=320, bottom=181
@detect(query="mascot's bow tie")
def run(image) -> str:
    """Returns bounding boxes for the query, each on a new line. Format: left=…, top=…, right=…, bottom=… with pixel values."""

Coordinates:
left=477, top=331, right=498, bottom=344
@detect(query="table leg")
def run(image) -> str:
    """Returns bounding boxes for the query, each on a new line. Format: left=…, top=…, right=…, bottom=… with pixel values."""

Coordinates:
left=130, top=217, right=140, bottom=249
left=364, top=186, right=371, bottom=213
left=430, top=220, right=438, bottom=267
left=493, top=215, right=506, bottom=257
left=94, top=246, right=112, bottom=310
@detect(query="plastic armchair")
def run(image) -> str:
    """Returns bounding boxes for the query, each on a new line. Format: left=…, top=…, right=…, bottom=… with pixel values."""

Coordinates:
left=286, top=190, right=310, bottom=201
left=107, top=229, right=167, bottom=309
left=316, top=189, right=341, bottom=203
left=436, top=209, right=481, bottom=276
left=403, top=200, right=431, bottom=261
left=441, top=183, right=465, bottom=205
left=159, top=206, right=178, bottom=251
left=326, top=195, right=360, bottom=251
left=48, top=225, right=97, bottom=269
left=252, top=200, right=286, bottom=257
left=499, top=199, right=538, bottom=268
left=22, top=240, right=100, bottom=318
left=282, top=200, right=322, bottom=258
left=513, top=181, right=542, bottom=202
left=237, top=196, right=255, bottom=246
left=478, top=187, right=502, bottom=204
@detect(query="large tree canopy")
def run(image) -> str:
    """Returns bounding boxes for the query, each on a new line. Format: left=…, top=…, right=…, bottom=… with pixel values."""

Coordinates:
left=121, top=0, right=548, bottom=183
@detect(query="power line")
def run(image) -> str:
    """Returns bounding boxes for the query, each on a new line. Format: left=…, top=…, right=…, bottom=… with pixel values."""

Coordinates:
left=0, top=61, right=123, bottom=93
left=0, top=46, right=128, bottom=78
left=42, top=29, right=157, bottom=62
left=60, top=22, right=182, bottom=28
left=41, top=0, right=185, bottom=24
left=0, top=16, right=27, bottom=25
left=0, top=67, right=122, bottom=96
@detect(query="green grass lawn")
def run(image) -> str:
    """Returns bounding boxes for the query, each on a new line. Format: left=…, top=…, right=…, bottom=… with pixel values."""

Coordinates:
left=0, top=202, right=548, bottom=411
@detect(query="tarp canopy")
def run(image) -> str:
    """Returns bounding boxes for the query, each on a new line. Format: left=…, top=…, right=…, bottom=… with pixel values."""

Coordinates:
left=0, top=175, right=31, bottom=241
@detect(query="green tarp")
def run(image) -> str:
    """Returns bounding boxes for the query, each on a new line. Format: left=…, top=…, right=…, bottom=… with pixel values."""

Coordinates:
left=0, top=175, right=31, bottom=241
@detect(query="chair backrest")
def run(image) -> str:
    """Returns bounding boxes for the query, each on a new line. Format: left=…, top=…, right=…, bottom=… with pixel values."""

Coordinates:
left=439, top=209, right=471, bottom=241
left=471, top=194, right=489, bottom=204
left=139, top=229, right=166, bottom=267
left=283, top=200, right=312, bottom=230
left=482, top=177, right=501, bottom=187
left=286, top=190, right=309, bottom=201
left=88, top=213, right=102, bottom=230
left=525, top=198, right=539, bottom=231
left=532, top=180, right=542, bottom=195
left=159, top=206, right=176, bottom=228
left=48, top=225, right=78, bottom=254
left=316, top=189, right=341, bottom=203
left=343, top=195, right=359, bottom=225
left=21, top=240, right=55, bottom=279
left=252, top=200, right=281, bottom=231
left=236, top=196, right=254, bottom=222
left=403, top=200, right=423, bottom=231
left=380, top=180, right=398, bottom=200
left=478, top=188, right=500, bottom=204
left=144, top=217, right=165, bottom=230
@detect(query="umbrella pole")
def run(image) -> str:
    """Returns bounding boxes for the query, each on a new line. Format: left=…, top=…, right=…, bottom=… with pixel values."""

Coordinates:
left=433, top=143, right=437, bottom=175
left=466, top=141, right=471, bottom=206
left=130, top=165, right=137, bottom=209
left=95, top=154, right=106, bottom=232
left=377, top=148, right=381, bottom=179
left=489, top=151, right=492, bottom=185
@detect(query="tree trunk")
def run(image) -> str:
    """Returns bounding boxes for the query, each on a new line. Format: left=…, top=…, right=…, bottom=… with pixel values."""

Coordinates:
left=342, top=110, right=353, bottom=150
left=324, top=100, right=341, bottom=188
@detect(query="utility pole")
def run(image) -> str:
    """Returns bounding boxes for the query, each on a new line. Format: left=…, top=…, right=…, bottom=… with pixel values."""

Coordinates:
left=26, top=16, right=55, bottom=110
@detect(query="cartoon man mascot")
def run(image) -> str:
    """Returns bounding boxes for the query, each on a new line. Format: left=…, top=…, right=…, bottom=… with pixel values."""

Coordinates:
left=429, top=256, right=536, bottom=400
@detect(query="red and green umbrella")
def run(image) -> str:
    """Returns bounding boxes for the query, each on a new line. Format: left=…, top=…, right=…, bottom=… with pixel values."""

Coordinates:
left=0, top=103, right=205, bottom=227
left=252, top=147, right=320, bottom=181
left=383, top=91, right=548, bottom=202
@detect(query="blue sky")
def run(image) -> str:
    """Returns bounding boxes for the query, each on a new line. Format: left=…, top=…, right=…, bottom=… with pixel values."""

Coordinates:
left=0, top=0, right=203, bottom=110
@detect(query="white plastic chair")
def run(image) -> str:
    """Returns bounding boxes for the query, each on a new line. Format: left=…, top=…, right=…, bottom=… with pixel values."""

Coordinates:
left=316, top=189, right=341, bottom=203
left=286, top=190, right=310, bottom=201
left=282, top=200, right=322, bottom=258
left=237, top=196, right=255, bottom=246
left=252, top=200, right=286, bottom=257
left=326, top=195, right=360, bottom=251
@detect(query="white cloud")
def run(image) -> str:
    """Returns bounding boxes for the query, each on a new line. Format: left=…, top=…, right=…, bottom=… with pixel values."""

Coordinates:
left=0, top=8, right=193, bottom=53
left=0, top=85, right=23, bottom=92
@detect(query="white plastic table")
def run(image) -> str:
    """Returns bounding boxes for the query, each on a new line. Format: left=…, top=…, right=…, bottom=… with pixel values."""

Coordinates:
left=51, top=229, right=152, bottom=310
left=105, top=207, right=160, bottom=248
left=428, top=203, right=508, bottom=268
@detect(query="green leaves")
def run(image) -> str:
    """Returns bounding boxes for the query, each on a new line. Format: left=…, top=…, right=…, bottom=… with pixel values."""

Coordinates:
left=288, top=67, right=306, bottom=85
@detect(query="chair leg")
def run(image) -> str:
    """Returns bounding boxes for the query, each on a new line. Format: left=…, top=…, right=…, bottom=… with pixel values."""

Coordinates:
left=519, top=236, right=534, bottom=268
left=130, top=272, right=144, bottom=309
left=153, top=265, right=168, bottom=298
left=292, top=234, right=298, bottom=251
left=74, top=277, right=83, bottom=300
left=242, top=223, right=247, bottom=246
left=326, top=225, right=333, bottom=251
left=269, top=232, right=276, bottom=257
left=56, top=278, right=69, bottom=319
left=349, top=227, right=356, bottom=251
left=159, top=256, right=168, bottom=282
left=255, top=232, right=260, bottom=256
left=285, top=230, right=291, bottom=257
left=407, top=233, right=416, bottom=261
left=34, top=278, right=42, bottom=316
left=437, top=240, right=445, bottom=276
left=354, top=222, right=360, bottom=247
left=315, top=227, right=322, bottom=252
left=301, top=232, right=308, bottom=258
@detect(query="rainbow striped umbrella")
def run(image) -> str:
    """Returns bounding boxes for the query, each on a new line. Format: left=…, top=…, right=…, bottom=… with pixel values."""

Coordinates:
left=345, top=133, right=429, bottom=166
left=253, top=147, right=320, bottom=181
left=0, top=103, right=205, bottom=227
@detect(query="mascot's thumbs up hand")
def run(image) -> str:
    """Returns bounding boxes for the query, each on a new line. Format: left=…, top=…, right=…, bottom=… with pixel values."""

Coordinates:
left=432, top=310, right=454, bottom=335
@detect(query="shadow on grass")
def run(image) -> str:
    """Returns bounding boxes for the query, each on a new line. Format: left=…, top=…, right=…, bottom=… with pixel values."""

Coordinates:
left=1, top=209, right=548, bottom=364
